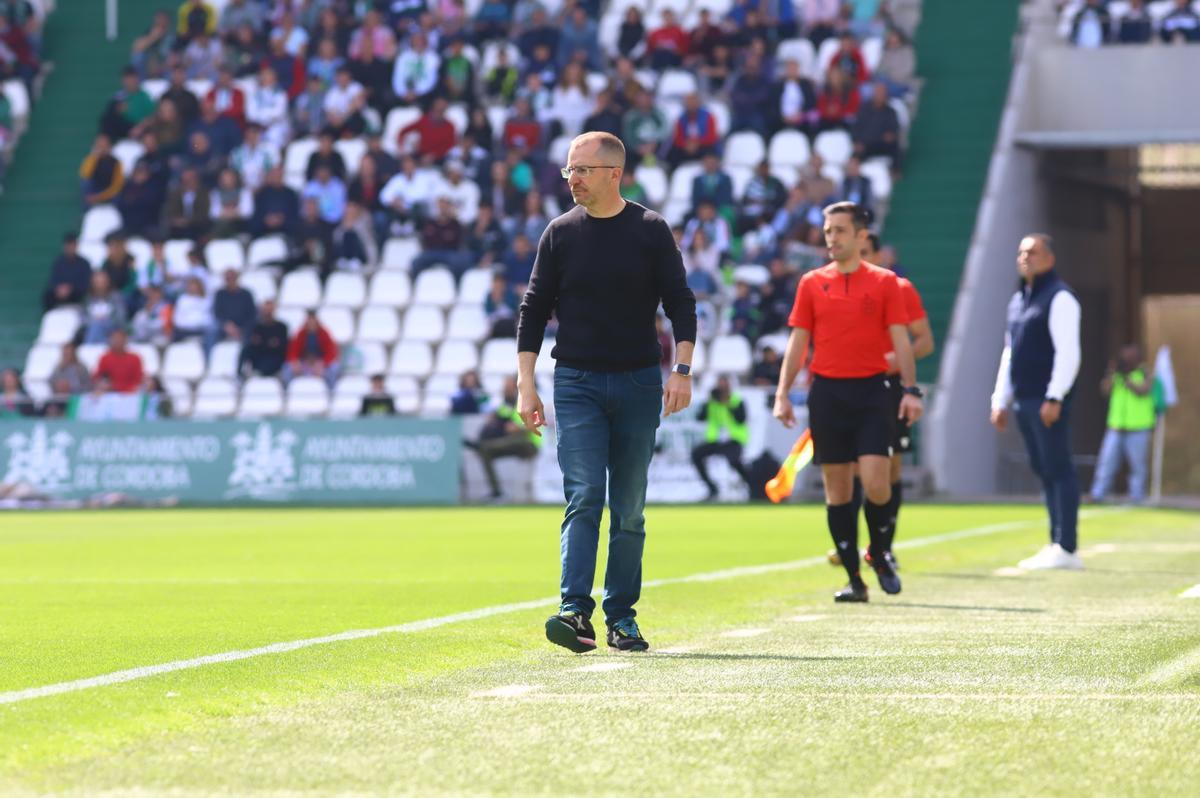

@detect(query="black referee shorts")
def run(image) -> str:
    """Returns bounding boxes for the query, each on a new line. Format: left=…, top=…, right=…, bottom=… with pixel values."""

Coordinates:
left=807, top=374, right=893, bottom=465
left=886, top=376, right=913, bottom=454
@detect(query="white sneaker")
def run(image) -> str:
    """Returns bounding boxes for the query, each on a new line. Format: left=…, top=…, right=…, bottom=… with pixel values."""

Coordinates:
left=1017, top=545, right=1055, bottom=569
left=1041, top=544, right=1084, bottom=570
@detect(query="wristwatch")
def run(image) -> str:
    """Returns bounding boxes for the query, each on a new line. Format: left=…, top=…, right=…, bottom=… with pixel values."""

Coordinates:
left=1044, top=397, right=1061, bottom=405
left=672, top=363, right=692, bottom=377
left=902, top=385, right=924, bottom=398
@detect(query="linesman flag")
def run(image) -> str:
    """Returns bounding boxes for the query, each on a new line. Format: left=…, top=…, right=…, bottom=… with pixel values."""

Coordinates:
left=1152, top=345, right=1178, bottom=415
left=765, top=428, right=814, bottom=504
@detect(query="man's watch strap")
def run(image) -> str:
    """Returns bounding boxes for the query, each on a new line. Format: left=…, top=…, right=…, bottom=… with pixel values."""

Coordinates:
left=672, top=363, right=692, bottom=377
left=902, top=385, right=924, bottom=398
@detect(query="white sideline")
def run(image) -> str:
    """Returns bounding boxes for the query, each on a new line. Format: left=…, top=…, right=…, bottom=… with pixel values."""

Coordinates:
left=1180, top=584, right=1200, bottom=599
left=1140, top=644, right=1200, bottom=687
left=0, top=510, right=1121, bottom=707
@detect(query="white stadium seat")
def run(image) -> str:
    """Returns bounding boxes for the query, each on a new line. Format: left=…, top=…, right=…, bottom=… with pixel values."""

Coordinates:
left=78, top=241, right=106, bottom=268
left=768, top=130, right=811, bottom=169
left=317, top=306, right=356, bottom=344
left=380, top=237, right=421, bottom=271
left=709, top=335, right=753, bottom=376
left=382, top=107, right=423, bottom=155
left=656, top=68, right=698, bottom=103
left=192, top=377, right=237, bottom=417
left=113, top=139, right=146, bottom=176
left=401, top=304, right=446, bottom=342
left=814, top=37, right=842, bottom=82
left=247, top=236, right=289, bottom=269
left=165, top=378, right=194, bottom=417
left=239, top=270, right=278, bottom=304
left=278, top=270, right=323, bottom=308
left=276, top=305, right=307, bottom=335
left=457, top=268, right=492, bottom=305
left=733, top=265, right=770, bottom=287
left=129, top=343, right=161, bottom=377
left=369, top=270, right=413, bottom=307
left=776, top=37, right=816, bottom=78
left=23, top=345, right=61, bottom=382
left=334, top=138, right=367, bottom=177
left=723, top=131, right=767, bottom=170
left=204, top=239, right=246, bottom=273
left=37, top=308, right=82, bottom=345
left=445, top=103, right=469, bottom=136
left=356, top=305, right=401, bottom=343
left=76, top=344, right=105, bottom=372
left=860, top=158, right=894, bottom=201
left=284, top=136, right=318, bottom=189
left=238, top=376, right=284, bottom=417
left=285, top=376, right=330, bottom=417
left=668, top=161, right=704, bottom=202
left=2, top=79, right=30, bottom=120
left=162, top=341, right=206, bottom=382
left=434, top=340, right=480, bottom=375
left=535, top=338, right=555, bottom=376
left=814, top=129, right=854, bottom=166
left=635, top=164, right=668, bottom=207
left=445, top=305, right=489, bottom=342
left=479, top=338, right=517, bottom=377
left=862, top=36, right=884, bottom=72
left=330, top=375, right=371, bottom=418
left=412, top=268, right=457, bottom=308
left=207, top=341, right=243, bottom=379
left=80, top=205, right=122, bottom=244
left=324, top=272, right=367, bottom=308
left=164, top=239, right=195, bottom=277
left=350, top=341, right=388, bottom=375
left=388, top=340, right=434, bottom=378
left=728, top=165, right=754, bottom=202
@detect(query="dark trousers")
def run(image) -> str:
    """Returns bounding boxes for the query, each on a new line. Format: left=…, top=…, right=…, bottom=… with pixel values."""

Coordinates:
left=477, top=432, right=537, bottom=497
left=1014, top=396, right=1080, bottom=552
left=691, top=440, right=751, bottom=496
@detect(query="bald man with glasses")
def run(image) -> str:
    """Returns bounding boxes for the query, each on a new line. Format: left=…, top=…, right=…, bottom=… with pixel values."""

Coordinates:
left=517, top=132, right=697, bottom=653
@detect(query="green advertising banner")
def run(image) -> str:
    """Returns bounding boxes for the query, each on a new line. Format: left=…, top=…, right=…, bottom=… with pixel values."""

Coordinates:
left=0, top=419, right=462, bottom=506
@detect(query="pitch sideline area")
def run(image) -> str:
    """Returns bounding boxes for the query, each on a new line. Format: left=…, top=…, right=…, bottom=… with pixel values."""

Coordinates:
left=3, top=505, right=1199, bottom=795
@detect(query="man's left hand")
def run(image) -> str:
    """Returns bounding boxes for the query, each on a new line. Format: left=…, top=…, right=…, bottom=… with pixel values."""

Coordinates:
left=663, top=372, right=692, bottom=417
left=1040, top=400, right=1061, bottom=427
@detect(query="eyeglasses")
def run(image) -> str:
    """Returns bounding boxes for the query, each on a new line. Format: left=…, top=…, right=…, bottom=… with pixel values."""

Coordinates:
left=560, top=165, right=619, bottom=179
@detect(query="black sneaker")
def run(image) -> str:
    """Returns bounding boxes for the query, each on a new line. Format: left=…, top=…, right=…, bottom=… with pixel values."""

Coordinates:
left=545, top=610, right=597, bottom=653
left=834, top=578, right=869, bottom=603
left=872, top=551, right=902, bottom=595
left=607, top=618, right=650, bottom=652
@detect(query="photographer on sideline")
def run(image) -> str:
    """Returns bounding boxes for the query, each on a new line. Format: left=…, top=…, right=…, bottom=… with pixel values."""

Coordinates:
left=691, top=376, right=752, bottom=501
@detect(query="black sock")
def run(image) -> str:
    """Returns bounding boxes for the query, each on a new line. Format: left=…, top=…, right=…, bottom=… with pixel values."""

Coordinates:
left=864, top=499, right=892, bottom=562
left=850, top=477, right=863, bottom=519
left=885, top=481, right=903, bottom=550
left=827, top=502, right=861, bottom=583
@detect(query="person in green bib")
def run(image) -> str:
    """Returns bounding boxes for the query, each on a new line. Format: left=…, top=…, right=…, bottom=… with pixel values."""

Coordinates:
left=1089, top=344, right=1156, bottom=504
left=471, top=376, right=543, bottom=501
left=691, top=376, right=753, bottom=501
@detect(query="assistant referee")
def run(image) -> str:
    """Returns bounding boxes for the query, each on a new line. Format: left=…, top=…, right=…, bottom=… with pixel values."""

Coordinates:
left=774, top=202, right=924, bottom=602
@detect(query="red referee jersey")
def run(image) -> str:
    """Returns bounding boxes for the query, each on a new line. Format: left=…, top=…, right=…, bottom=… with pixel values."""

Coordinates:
left=788, top=261, right=906, bottom=378
left=883, top=277, right=927, bottom=373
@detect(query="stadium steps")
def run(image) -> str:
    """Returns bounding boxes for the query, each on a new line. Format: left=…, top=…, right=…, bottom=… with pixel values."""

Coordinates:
left=881, top=0, right=1023, bottom=383
left=0, top=0, right=161, bottom=368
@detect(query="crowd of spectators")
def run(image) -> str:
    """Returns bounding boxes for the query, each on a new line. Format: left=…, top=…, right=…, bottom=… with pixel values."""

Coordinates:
left=0, top=0, right=47, bottom=187
left=15, top=0, right=926, bottom=419
left=1064, top=0, right=1200, bottom=46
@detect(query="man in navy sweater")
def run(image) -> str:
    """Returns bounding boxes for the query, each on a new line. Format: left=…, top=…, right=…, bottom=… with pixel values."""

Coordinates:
left=990, top=234, right=1083, bottom=570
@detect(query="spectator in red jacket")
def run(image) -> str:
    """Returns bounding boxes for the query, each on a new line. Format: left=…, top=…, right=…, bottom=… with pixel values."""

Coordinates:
left=666, top=93, right=719, bottom=169
left=502, top=97, right=541, bottom=152
left=94, top=328, right=145, bottom=394
left=284, top=309, right=340, bottom=385
left=206, top=66, right=246, bottom=128
left=398, top=96, right=457, bottom=164
left=646, top=9, right=690, bottom=70
left=817, top=66, right=861, bottom=131
left=828, top=33, right=870, bottom=84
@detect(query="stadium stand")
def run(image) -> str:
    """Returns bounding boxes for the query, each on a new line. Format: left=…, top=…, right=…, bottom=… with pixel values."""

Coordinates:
left=6, top=0, right=934, bottom=419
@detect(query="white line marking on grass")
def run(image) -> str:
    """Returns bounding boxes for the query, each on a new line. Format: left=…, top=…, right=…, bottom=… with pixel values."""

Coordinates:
left=517, top=691, right=1200, bottom=702
left=788, top=614, right=826, bottom=623
left=1140, top=644, right=1200, bottom=687
left=0, top=509, right=1125, bottom=707
left=720, top=628, right=770, bottom=638
left=573, top=662, right=632, bottom=673
left=993, top=567, right=1026, bottom=577
left=473, top=685, right=539, bottom=698
left=655, top=646, right=696, bottom=655
left=1179, top=584, right=1200, bottom=599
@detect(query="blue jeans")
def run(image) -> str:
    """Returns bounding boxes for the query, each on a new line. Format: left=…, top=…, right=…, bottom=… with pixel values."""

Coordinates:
left=553, top=364, right=662, bottom=625
left=1090, top=427, right=1152, bottom=503
left=1014, top=396, right=1080, bottom=552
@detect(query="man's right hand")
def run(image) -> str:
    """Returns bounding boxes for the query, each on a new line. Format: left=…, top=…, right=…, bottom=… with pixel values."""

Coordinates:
left=773, top=392, right=796, bottom=428
left=990, top=407, right=1008, bottom=432
left=517, top=383, right=545, bottom=437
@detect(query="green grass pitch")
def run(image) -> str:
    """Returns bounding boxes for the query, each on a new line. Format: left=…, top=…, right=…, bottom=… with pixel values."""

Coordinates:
left=2, top=504, right=1199, bottom=796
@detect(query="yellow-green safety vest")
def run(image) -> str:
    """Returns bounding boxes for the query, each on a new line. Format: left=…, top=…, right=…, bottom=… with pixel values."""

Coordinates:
left=1106, top=369, right=1156, bottom=431
left=498, top=404, right=544, bottom=448
left=706, top=395, right=749, bottom=445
